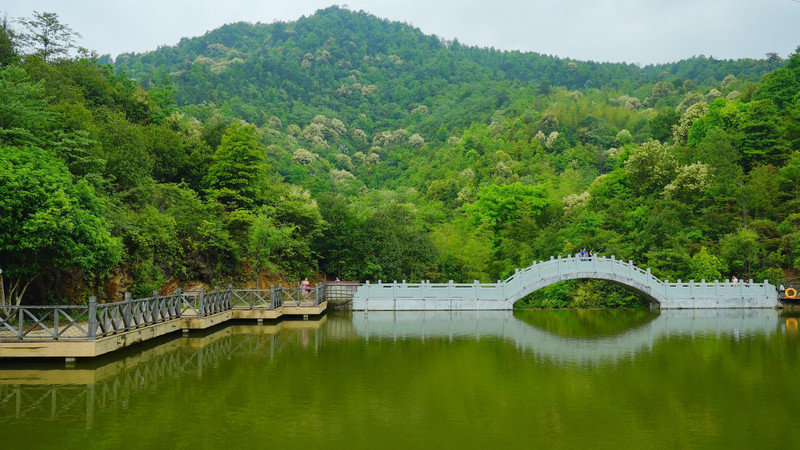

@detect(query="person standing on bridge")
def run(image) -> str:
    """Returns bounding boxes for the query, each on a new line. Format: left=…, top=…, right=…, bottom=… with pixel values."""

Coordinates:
left=301, top=277, right=311, bottom=298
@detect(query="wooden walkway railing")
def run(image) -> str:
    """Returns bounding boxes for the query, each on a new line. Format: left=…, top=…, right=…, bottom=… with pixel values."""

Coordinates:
left=0, top=283, right=325, bottom=342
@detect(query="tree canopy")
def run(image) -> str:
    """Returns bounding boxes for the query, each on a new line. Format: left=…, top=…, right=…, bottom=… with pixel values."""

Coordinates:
left=1, top=9, right=798, bottom=309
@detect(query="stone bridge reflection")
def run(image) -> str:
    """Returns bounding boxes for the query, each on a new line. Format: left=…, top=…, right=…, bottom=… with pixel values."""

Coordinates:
left=352, top=309, right=782, bottom=364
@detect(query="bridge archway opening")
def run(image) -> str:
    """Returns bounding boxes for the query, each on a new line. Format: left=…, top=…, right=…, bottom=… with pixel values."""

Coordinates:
left=513, top=277, right=656, bottom=310
left=512, top=308, right=660, bottom=338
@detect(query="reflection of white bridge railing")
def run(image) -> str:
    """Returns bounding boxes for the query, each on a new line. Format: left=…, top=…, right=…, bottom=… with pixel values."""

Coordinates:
left=351, top=309, right=782, bottom=364
left=352, top=255, right=779, bottom=310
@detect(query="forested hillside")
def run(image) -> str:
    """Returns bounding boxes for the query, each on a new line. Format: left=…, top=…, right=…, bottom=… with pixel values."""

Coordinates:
left=114, top=6, right=782, bottom=135
left=2, top=7, right=799, bottom=308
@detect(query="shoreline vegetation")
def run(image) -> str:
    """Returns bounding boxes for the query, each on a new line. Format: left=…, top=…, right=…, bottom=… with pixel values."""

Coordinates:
left=1, top=8, right=799, bottom=310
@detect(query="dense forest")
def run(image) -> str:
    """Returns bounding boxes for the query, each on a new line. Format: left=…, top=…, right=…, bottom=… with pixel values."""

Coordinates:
left=1, top=7, right=799, bottom=308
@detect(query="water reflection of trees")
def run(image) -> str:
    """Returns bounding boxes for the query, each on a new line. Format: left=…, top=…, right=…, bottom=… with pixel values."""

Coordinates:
left=0, top=319, right=333, bottom=425
left=512, top=309, right=660, bottom=338
left=1, top=310, right=789, bottom=428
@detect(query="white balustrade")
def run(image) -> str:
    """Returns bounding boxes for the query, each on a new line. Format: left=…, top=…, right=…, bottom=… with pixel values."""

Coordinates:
left=352, top=256, right=779, bottom=310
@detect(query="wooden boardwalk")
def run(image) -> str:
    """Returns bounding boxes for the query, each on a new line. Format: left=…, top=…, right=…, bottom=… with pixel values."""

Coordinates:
left=0, top=286, right=327, bottom=360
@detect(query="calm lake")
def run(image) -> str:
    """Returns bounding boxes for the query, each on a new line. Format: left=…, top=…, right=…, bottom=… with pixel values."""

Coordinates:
left=1, top=309, right=799, bottom=449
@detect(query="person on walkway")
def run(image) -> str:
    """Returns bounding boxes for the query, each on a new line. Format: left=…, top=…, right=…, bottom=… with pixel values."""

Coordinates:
left=779, top=283, right=785, bottom=296
left=731, top=275, right=738, bottom=286
left=580, top=248, right=587, bottom=261
left=301, top=277, right=311, bottom=298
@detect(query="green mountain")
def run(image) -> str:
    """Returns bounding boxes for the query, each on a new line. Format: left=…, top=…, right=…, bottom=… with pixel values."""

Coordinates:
left=114, top=6, right=781, bottom=132
left=2, top=7, right=799, bottom=308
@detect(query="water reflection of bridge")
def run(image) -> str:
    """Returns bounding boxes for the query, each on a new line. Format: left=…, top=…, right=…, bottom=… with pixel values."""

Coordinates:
left=352, top=309, right=782, bottom=364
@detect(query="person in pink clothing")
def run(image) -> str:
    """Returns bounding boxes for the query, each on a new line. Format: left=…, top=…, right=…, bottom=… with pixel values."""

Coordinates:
left=301, top=277, right=311, bottom=298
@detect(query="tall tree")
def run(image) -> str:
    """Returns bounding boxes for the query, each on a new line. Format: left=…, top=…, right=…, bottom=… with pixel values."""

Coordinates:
left=205, top=122, right=268, bottom=210
left=0, top=66, right=51, bottom=146
left=739, top=100, right=787, bottom=170
left=0, top=14, right=19, bottom=68
left=0, top=146, right=122, bottom=306
left=17, top=11, right=81, bottom=62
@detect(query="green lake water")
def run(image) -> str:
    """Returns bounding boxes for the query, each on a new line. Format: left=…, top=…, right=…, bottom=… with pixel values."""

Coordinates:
left=1, top=309, right=799, bottom=449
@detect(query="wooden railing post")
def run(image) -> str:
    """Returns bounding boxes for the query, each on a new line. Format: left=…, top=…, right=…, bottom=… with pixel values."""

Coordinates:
left=88, top=296, right=97, bottom=341
left=152, top=290, right=159, bottom=323
left=213, top=286, right=219, bottom=314
left=17, top=307, right=23, bottom=340
left=124, top=292, right=132, bottom=331
left=176, top=287, right=182, bottom=318
left=198, top=288, right=205, bottom=318
left=269, top=284, right=274, bottom=309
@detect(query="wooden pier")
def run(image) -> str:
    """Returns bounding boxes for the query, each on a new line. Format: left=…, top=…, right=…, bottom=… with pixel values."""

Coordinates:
left=0, top=285, right=327, bottom=360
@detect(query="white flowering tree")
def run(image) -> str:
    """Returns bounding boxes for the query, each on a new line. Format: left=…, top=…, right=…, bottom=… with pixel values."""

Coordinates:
left=663, top=162, right=711, bottom=203
left=624, top=140, right=678, bottom=194
left=292, top=148, right=317, bottom=165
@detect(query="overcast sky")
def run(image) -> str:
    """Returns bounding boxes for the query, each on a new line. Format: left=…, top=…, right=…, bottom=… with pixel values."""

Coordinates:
left=3, top=0, right=799, bottom=65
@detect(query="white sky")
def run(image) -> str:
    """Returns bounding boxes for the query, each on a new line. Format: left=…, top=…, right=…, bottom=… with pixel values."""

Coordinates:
left=2, top=0, right=799, bottom=65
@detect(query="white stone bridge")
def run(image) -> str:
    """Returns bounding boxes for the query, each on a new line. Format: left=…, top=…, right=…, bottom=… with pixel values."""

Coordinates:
left=352, top=255, right=779, bottom=310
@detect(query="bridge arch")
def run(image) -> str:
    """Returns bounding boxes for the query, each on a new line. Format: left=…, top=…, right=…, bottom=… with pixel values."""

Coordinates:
left=504, top=272, right=663, bottom=307
left=502, top=256, right=666, bottom=309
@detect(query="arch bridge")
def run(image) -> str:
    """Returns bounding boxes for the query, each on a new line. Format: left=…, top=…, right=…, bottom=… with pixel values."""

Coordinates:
left=351, top=255, right=779, bottom=310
